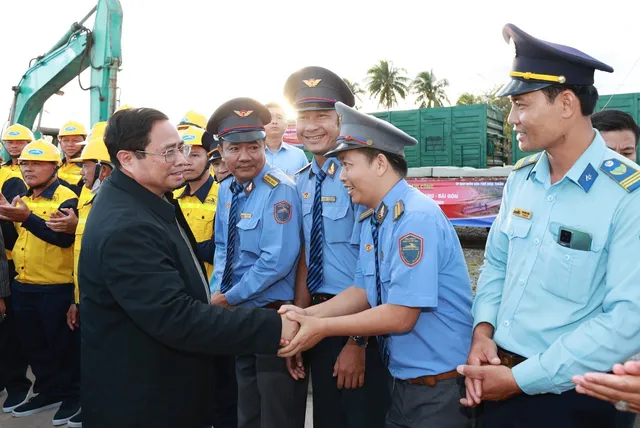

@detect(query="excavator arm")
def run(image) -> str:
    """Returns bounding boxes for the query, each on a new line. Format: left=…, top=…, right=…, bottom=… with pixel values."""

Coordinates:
left=9, top=0, right=123, bottom=131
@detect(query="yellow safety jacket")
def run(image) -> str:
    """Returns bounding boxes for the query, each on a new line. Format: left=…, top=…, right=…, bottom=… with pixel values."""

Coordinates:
left=2, top=161, right=21, bottom=175
left=12, top=180, right=78, bottom=284
left=73, top=193, right=94, bottom=303
left=58, top=160, right=83, bottom=195
left=174, top=175, right=218, bottom=279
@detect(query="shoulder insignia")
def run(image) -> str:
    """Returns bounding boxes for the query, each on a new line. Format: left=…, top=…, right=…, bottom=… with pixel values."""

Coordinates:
left=274, top=200, right=292, bottom=224
left=263, top=173, right=280, bottom=189
left=398, top=233, right=423, bottom=267
left=577, top=163, right=598, bottom=193
left=376, top=203, right=388, bottom=223
left=295, top=163, right=312, bottom=176
left=244, top=180, right=255, bottom=196
left=393, top=200, right=405, bottom=221
left=512, top=152, right=542, bottom=171
left=359, top=208, right=374, bottom=222
left=600, top=158, right=640, bottom=192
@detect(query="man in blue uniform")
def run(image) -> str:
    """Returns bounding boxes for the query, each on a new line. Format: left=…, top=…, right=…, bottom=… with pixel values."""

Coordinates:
left=456, top=24, right=640, bottom=428
left=283, top=66, right=391, bottom=428
left=278, top=101, right=474, bottom=428
left=208, top=97, right=306, bottom=428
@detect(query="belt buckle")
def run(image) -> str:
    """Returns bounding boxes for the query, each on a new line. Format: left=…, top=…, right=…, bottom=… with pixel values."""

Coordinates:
left=424, top=376, right=436, bottom=387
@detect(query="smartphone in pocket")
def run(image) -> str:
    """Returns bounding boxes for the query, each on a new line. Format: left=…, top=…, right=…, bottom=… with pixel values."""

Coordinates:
left=557, top=226, right=592, bottom=251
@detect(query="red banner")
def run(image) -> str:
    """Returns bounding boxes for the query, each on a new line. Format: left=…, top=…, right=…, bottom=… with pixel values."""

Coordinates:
left=407, top=177, right=505, bottom=227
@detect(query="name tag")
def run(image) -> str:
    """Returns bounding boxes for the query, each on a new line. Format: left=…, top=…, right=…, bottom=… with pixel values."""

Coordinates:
left=321, top=196, right=336, bottom=203
left=240, top=213, right=252, bottom=219
left=512, top=208, right=532, bottom=220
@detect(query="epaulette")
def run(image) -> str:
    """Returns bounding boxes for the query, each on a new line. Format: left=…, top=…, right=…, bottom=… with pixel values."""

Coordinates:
left=393, top=200, right=405, bottom=221
left=512, top=152, right=542, bottom=171
left=295, top=163, right=312, bottom=176
left=600, top=158, right=640, bottom=193
left=359, top=208, right=374, bottom=222
left=262, top=173, right=280, bottom=189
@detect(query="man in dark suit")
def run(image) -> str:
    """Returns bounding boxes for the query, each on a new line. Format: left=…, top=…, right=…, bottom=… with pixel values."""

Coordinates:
left=79, top=107, right=298, bottom=428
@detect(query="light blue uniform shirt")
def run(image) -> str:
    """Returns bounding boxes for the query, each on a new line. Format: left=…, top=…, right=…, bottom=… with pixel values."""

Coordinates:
left=355, top=179, right=473, bottom=380
left=213, top=163, right=301, bottom=308
left=295, top=159, right=365, bottom=296
left=474, top=131, right=640, bottom=395
left=265, top=142, right=309, bottom=177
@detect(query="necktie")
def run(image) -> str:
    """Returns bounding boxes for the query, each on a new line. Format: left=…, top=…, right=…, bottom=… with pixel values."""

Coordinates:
left=371, top=215, right=390, bottom=367
left=220, top=181, right=243, bottom=293
left=306, top=168, right=327, bottom=294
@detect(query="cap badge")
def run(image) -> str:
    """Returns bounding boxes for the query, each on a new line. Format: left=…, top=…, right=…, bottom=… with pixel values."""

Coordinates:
left=303, top=79, right=322, bottom=88
left=234, top=110, right=253, bottom=118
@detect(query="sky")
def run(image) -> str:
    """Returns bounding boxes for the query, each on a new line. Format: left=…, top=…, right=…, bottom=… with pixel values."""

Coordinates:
left=1, top=0, right=639, bottom=133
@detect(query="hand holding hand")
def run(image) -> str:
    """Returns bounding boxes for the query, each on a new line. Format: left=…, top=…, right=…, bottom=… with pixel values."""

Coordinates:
left=460, top=329, right=501, bottom=407
left=210, top=291, right=232, bottom=308
left=46, top=208, right=78, bottom=234
left=278, top=311, right=327, bottom=358
left=457, top=364, right=521, bottom=403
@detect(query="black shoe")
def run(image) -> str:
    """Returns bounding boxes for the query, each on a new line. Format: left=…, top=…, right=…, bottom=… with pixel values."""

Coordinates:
left=52, top=399, right=80, bottom=426
left=11, top=394, right=61, bottom=417
left=67, top=408, right=82, bottom=427
left=2, top=388, right=30, bottom=413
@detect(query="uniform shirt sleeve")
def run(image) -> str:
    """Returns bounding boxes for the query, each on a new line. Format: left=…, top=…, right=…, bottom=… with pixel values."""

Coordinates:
left=225, top=184, right=302, bottom=305
left=513, top=191, right=640, bottom=395
left=196, top=238, right=214, bottom=266
left=21, top=197, right=77, bottom=248
left=2, top=176, right=27, bottom=202
left=58, top=178, right=83, bottom=197
left=471, top=177, right=512, bottom=329
left=212, top=197, right=226, bottom=293
left=386, top=212, right=440, bottom=308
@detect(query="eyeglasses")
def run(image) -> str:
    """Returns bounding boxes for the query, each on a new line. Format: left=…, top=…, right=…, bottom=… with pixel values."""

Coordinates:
left=136, top=144, right=191, bottom=163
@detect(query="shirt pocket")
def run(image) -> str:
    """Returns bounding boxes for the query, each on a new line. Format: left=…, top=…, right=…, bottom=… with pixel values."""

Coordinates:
left=499, top=214, right=532, bottom=272
left=191, top=208, right=215, bottom=242
left=322, top=203, right=353, bottom=243
left=360, top=257, right=379, bottom=306
left=540, top=226, right=602, bottom=304
left=237, top=216, right=261, bottom=257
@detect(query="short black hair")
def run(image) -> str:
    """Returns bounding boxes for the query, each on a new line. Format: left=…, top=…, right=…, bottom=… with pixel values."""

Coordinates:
left=361, top=148, right=408, bottom=178
left=104, top=108, right=169, bottom=168
left=591, top=110, right=640, bottom=143
left=541, top=84, right=599, bottom=116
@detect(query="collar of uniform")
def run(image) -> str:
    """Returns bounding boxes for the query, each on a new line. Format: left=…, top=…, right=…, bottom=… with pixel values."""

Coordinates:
left=376, top=179, right=409, bottom=223
left=26, top=179, right=61, bottom=199
left=564, top=131, right=606, bottom=191
left=266, top=141, right=288, bottom=154
left=237, top=162, right=270, bottom=196
left=529, top=151, right=549, bottom=185
left=310, top=158, right=340, bottom=179
left=177, top=175, right=214, bottom=203
left=109, top=168, right=176, bottom=223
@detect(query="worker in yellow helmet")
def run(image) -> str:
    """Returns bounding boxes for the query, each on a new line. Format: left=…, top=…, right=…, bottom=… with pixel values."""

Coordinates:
left=57, top=121, right=87, bottom=196
left=177, top=110, right=207, bottom=130
left=173, top=126, right=219, bottom=279
left=0, top=139, right=80, bottom=425
left=46, top=122, right=112, bottom=428
left=0, top=128, right=30, bottom=414
left=2, top=124, right=34, bottom=174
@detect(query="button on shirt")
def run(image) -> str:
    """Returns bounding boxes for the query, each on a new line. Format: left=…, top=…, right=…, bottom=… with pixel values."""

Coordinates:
left=265, top=142, right=309, bottom=177
left=295, top=159, right=365, bottom=296
left=355, top=179, right=473, bottom=379
left=473, top=131, right=640, bottom=395
left=213, top=163, right=301, bottom=308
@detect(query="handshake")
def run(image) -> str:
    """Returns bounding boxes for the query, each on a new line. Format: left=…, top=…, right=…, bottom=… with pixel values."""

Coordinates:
left=278, top=305, right=326, bottom=358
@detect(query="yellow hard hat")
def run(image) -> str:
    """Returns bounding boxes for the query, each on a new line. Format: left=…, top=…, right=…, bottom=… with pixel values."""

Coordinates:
left=72, top=134, right=112, bottom=164
left=18, top=139, right=62, bottom=165
left=179, top=126, right=215, bottom=152
left=2, top=124, right=35, bottom=142
left=58, top=121, right=88, bottom=138
left=86, top=122, right=108, bottom=141
left=115, top=104, right=133, bottom=113
left=177, top=111, right=207, bottom=130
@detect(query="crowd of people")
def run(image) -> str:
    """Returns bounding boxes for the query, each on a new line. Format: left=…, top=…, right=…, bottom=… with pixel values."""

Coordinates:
left=0, top=22, right=639, bottom=428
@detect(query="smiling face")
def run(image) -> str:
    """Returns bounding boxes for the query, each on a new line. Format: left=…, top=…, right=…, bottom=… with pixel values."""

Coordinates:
left=337, top=149, right=379, bottom=207
left=296, top=109, right=340, bottom=156
left=221, top=139, right=266, bottom=183
left=508, top=90, right=566, bottom=153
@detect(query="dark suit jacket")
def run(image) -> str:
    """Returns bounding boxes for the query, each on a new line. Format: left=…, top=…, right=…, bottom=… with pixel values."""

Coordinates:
left=79, top=169, right=281, bottom=428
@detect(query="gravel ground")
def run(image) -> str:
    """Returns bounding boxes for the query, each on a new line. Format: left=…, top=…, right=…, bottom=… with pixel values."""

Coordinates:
left=455, top=226, right=489, bottom=292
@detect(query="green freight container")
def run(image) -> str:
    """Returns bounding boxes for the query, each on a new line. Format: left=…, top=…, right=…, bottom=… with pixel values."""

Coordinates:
left=512, top=92, right=640, bottom=163
left=371, top=104, right=506, bottom=168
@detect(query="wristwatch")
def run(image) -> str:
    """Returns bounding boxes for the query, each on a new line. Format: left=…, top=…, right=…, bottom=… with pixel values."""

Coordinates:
left=350, top=336, right=368, bottom=347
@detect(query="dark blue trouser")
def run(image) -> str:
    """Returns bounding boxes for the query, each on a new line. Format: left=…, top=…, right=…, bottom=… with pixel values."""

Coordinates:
left=0, top=294, right=32, bottom=394
left=208, top=354, right=238, bottom=428
left=11, top=281, right=79, bottom=401
left=482, top=387, right=636, bottom=428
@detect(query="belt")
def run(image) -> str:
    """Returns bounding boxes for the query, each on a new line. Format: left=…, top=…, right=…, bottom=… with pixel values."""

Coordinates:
left=406, top=369, right=459, bottom=387
left=498, top=347, right=526, bottom=369
left=263, top=300, right=292, bottom=311
left=311, top=293, right=334, bottom=305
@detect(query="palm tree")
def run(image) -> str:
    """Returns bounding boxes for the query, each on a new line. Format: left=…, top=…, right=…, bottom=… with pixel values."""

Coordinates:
left=411, top=70, right=450, bottom=108
left=343, top=78, right=366, bottom=110
left=366, top=60, right=410, bottom=110
left=456, top=92, right=482, bottom=105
